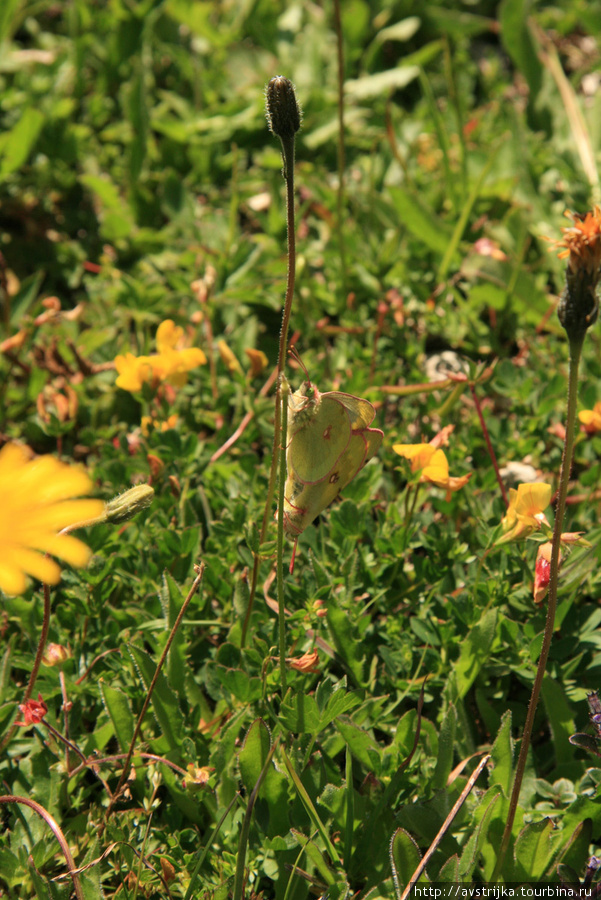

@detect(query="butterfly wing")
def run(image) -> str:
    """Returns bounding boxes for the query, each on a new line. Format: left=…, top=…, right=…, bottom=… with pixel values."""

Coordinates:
left=283, top=425, right=384, bottom=538
left=287, top=395, right=352, bottom=485
left=322, top=392, right=376, bottom=431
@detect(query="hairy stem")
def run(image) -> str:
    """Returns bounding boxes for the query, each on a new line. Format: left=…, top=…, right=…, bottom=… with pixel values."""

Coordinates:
left=494, top=333, right=584, bottom=878
left=242, top=129, right=297, bottom=648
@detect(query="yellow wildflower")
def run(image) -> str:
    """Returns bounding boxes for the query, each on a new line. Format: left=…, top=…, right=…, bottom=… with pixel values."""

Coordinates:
left=498, top=482, right=552, bottom=544
left=245, top=348, right=269, bottom=378
left=115, top=320, right=206, bottom=392
left=579, top=402, right=601, bottom=434
left=392, top=442, right=471, bottom=500
left=0, top=443, right=104, bottom=596
left=141, top=414, right=178, bottom=436
left=217, top=340, right=242, bottom=374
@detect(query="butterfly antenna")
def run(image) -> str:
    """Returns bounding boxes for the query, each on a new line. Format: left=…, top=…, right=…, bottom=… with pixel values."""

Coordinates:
left=289, top=539, right=298, bottom=574
left=288, top=345, right=310, bottom=381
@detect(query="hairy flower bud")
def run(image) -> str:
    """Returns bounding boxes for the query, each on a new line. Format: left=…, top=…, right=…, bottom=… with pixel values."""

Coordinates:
left=105, top=484, right=154, bottom=524
left=265, top=76, right=301, bottom=140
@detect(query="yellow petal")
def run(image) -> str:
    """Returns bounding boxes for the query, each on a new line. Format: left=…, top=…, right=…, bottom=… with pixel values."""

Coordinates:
left=421, top=448, right=450, bottom=484
left=218, top=340, right=242, bottom=374
left=245, top=348, right=268, bottom=377
left=5, top=546, right=62, bottom=587
left=27, top=533, right=93, bottom=567
left=156, top=320, right=182, bottom=353
left=0, top=561, right=28, bottom=596
left=15, top=500, right=104, bottom=532
left=513, top=482, right=552, bottom=517
left=392, top=443, right=437, bottom=473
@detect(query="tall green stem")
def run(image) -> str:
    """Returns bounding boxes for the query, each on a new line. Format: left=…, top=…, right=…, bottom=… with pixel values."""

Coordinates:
left=277, top=379, right=290, bottom=693
left=494, top=333, right=584, bottom=879
left=242, top=80, right=300, bottom=649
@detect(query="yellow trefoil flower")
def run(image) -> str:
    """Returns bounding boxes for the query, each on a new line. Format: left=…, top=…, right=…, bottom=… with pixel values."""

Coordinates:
left=217, top=340, right=242, bottom=374
left=579, top=402, right=601, bottom=434
left=0, top=443, right=105, bottom=596
left=498, top=482, right=552, bottom=544
left=392, top=443, right=471, bottom=501
left=114, top=320, right=206, bottom=392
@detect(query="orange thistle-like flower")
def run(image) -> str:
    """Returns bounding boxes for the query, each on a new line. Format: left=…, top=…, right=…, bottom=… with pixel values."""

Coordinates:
left=553, top=206, right=601, bottom=275
left=553, top=207, right=601, bottom=339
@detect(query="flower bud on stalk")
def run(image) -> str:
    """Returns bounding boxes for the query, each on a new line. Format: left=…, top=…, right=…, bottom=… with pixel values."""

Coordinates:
left=555, top=207, right=601, bottom=341
left=265, top=76, right=302, bottom=141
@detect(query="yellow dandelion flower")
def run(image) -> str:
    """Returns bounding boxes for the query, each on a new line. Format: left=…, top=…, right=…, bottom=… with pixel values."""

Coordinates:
left=0, top=443, right=104, bottom=596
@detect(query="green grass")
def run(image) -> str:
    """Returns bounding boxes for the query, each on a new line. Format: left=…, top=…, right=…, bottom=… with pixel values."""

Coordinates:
left=1, top=0, right=601, bottom=897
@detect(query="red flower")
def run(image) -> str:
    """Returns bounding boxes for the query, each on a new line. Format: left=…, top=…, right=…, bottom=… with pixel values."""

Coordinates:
left=15, top=693, right=48, bottom=726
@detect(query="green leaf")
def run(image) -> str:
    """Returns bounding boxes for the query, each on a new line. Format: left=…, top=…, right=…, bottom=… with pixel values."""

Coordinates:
left=126, top=644, right=183, bottom=751
left=159, top=572, right=187, bottom=694
left=345, top=65, right=420, bottom=100
left=238, top=717, right=271, bottom=790
left=281, top=747, right=341, bottom=866
left=326, top=607, right=365, bottom=686
left=438, top=854, right=460, bottom=882
left=499, top=0, right=542, bottom=99
left=458, top=787, right=502, bottom=879
left=514, top=818, right=556, bottom=880
left=454, top=608, right=498, bottom=698
left=8, top=270, right=45, bottom=326
left=237, top=719, right=289, bottom=838
left=0, top=108, right=44, bottom=180
left=290, top=829, right=339, bottom=888
left=541, top=675, right=577, bottom=768
left=278, top=690, right=321, bottom=734
left=432, top=704, right=456, bottom=790
left=390, top=828, right=422, bottom=891
left=80, top=173, right=135, bottom=241
left=490, top=710, right=514, bottom=796
left=388, top=186, right=454, bottom=257
left=0, top=0, right=21, bottom=43
left=128, top=65, right=148, bottom=184
left=334, top=717, right=381, bottom=775
left=98, top=681, right=134, bottom=753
